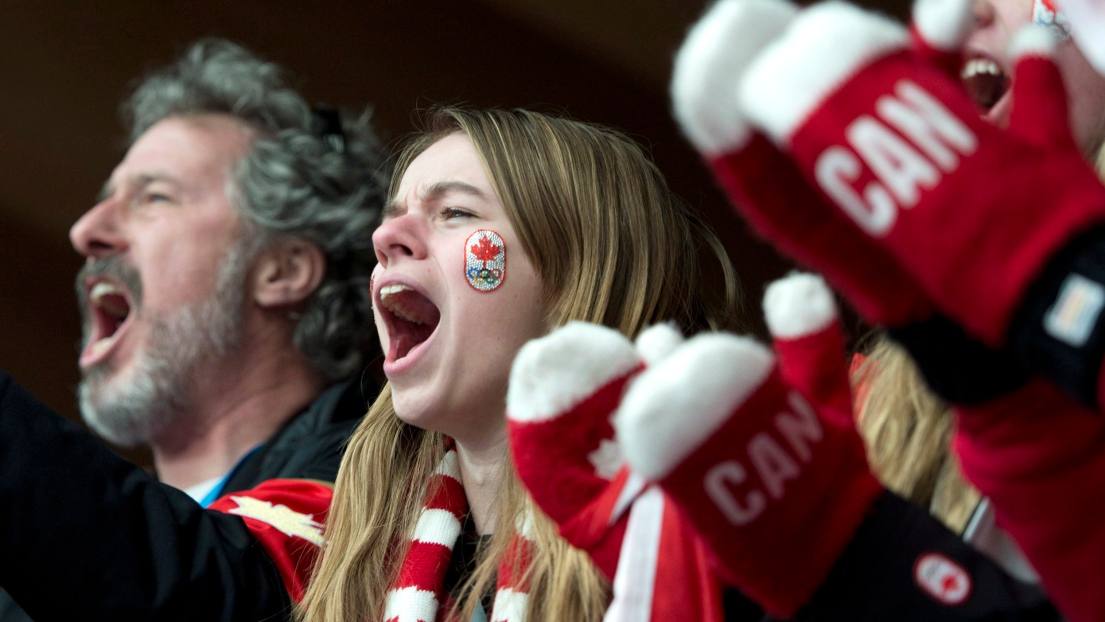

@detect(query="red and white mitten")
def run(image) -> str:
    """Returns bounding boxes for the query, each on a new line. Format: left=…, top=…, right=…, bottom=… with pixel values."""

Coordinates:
left=508, top=324, right=727, bottom=622
left=955, top=381, right=1105, bottom=622
left=739, top=5, right=1105, bottom=351
left=672, top=0, right=935, bottom=327
left=909, top=0, right=976, bottom=75
left=507, top=321, right=683, bottom=577
left=614, top=273, right=883, bottom=617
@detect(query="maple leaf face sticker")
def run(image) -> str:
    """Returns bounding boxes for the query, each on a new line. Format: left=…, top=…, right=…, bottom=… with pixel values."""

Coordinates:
left=465, top=230, right=507, bottom=292
left=471, top=235, right=502, bottom=262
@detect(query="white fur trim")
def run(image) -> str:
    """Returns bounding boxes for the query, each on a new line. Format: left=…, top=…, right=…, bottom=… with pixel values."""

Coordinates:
left=671, top=0, right=798, bottom=154
left=912, top=0, right=975, bottom=52
left=741, top=1, right=909, bottom=143
left=634, top=323, right=685, bottom=365
left=411, top=508, right=464, bottom=548
left=587, top=438, right=625, bottom=480
left=1009, top=24, right=1060, bottom=60
left=384, top=586, right=438, bottom=622
left=603, top=486, right=664, bottom=622
left=615, top=334, right=775, bottom=480
left=490, top=588, right=528, bottom=622
left=762, top=273, right=838, bottom=339
left=507, top=322, right=639, bottom=423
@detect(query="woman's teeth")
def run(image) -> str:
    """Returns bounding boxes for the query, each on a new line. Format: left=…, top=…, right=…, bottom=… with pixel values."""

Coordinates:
left=961, top=58, right=1008, bottom=111
left=961, top=58, right=1003, bottom=80
left=380, top=283, right=428, bottom=325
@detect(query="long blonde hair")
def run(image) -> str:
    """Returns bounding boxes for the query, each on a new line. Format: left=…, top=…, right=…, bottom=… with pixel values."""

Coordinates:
left=854, top=337, right=981, bottom=532
left=299, top=107, right=743, bottom=622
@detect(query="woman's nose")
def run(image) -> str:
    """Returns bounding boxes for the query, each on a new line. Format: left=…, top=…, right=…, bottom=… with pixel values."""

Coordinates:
left=372, top=213, right=428, bottom=268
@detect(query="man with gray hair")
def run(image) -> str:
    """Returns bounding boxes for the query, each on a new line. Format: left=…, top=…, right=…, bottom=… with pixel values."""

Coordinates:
left=0, top=39, right=386, bottom=620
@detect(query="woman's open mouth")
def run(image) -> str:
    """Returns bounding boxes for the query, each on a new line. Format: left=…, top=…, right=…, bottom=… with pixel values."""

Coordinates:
left=80, top=279, right=134, bottom=367
left=961, top=55, right=1010, bottom=114
left=378, top=283, right=441, bottom=364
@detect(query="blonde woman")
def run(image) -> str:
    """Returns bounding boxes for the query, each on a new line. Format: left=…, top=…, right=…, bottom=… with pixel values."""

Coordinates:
left=298, top=107, right=742, bottom=622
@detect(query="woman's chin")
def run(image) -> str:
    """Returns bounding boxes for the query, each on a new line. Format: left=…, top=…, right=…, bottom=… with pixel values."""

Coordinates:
left=391, top=396, right=442, bottom=433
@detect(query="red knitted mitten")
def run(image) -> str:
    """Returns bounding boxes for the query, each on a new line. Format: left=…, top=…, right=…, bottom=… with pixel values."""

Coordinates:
left=615, top=274, right=883, bottom=617
left=672, top=0, right=934, bottom=327
left=739, top=5, right=1105, bottom=348
left=506, top=322, right=683, bottom=578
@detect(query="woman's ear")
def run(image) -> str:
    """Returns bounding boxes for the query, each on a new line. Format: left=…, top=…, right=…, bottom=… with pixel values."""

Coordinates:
left=252, top=239, right=326, bottom=309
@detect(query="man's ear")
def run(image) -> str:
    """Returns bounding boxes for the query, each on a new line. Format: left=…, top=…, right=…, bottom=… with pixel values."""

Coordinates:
left=252, top=239, right=326, bottom=309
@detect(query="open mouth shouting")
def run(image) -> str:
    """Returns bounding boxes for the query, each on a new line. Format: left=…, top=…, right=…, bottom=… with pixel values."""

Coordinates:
left=962, top=54, right=1011, bottom=118
left=80, top=279, right=135, bottom=368
left=377, top=282, right=441, bottom=369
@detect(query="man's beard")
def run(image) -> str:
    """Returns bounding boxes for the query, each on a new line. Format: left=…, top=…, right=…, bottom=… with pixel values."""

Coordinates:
left=77, top=235, right=257, bottom=447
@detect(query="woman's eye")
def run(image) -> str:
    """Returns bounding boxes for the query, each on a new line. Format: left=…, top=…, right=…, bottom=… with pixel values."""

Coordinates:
left=442, top=207, right=471, bottom=219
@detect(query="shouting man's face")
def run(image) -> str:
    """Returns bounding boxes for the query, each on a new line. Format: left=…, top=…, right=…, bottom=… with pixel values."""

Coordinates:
left=70, top=114, right=257, bottom=446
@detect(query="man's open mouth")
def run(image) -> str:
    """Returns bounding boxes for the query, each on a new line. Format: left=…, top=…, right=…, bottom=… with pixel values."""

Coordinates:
left=378, top=283, right=441, bottom=362
left=82, top=280, right=133, bottom=362
left=961, top=55, right=1009, bottom=113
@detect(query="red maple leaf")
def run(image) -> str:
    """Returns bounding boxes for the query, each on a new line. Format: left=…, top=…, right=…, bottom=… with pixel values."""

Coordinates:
left=470, top=235, right=501, bottom=262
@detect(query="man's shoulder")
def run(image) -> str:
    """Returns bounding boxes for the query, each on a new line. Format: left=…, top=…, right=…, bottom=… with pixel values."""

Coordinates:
left=225, top=375, right=381, bottom=491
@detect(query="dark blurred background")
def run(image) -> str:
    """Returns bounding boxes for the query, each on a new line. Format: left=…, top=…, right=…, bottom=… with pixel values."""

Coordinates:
left=0, top=0, right=908, bottom=463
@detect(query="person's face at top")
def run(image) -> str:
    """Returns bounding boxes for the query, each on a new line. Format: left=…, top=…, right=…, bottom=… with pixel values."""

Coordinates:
left=70, top=114, right=252, bottom=385
left=963, top=0, right=1105, bottom=156
left=371, top=133, right=548, bottom=440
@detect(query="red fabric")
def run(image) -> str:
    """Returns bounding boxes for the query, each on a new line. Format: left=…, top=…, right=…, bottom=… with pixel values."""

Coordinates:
left=381, top=447, right=534, bottom=622
left=775, top=43, right=1105, bottom=346
left=707, top=135, right=932, bottom=327
left=649, top=502, right=725, bottom=622
left=508, top=363, right=642, bottom=530
left=208, top=478, right=332, bottom=603
left=907, top=23, right=963, bottom=78
left=657, top=337, right=882, bottom=617
left=955, top=380, right=1105, bottom=622
left=507, top=342, right=725, bottom=620
left=554, top=467, right=634, bottom=579
left=390, top=466, right=467, bottom=601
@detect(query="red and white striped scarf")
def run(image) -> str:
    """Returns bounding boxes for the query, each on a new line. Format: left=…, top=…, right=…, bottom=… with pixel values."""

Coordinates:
left=384, top=448, right=535, bottom=622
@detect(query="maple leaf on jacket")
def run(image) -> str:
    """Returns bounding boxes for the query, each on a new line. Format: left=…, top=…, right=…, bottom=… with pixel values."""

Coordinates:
left=470, top=235, right=502, bottom=262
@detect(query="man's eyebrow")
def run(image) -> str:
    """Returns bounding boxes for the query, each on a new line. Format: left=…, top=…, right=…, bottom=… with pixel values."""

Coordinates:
left=98, top=173, right=183, bottom=203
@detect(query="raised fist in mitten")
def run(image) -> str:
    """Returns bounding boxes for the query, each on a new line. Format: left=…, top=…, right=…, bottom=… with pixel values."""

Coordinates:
left=613, top=273, right=883, bottom=617
left=673, top=0, right=934, bottom=327
left=506, top=322, right=683, bottom=578
left=738, top=3, right=1105, bottom=407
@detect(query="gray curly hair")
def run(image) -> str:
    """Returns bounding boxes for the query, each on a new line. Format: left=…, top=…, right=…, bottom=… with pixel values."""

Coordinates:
left=123, top=38, right=387, bottom=381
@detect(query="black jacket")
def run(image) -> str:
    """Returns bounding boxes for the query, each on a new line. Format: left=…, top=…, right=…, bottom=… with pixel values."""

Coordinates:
left=721, top=493, right=1057, bottom=620
left=0, top=369, right=375, bottom=622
